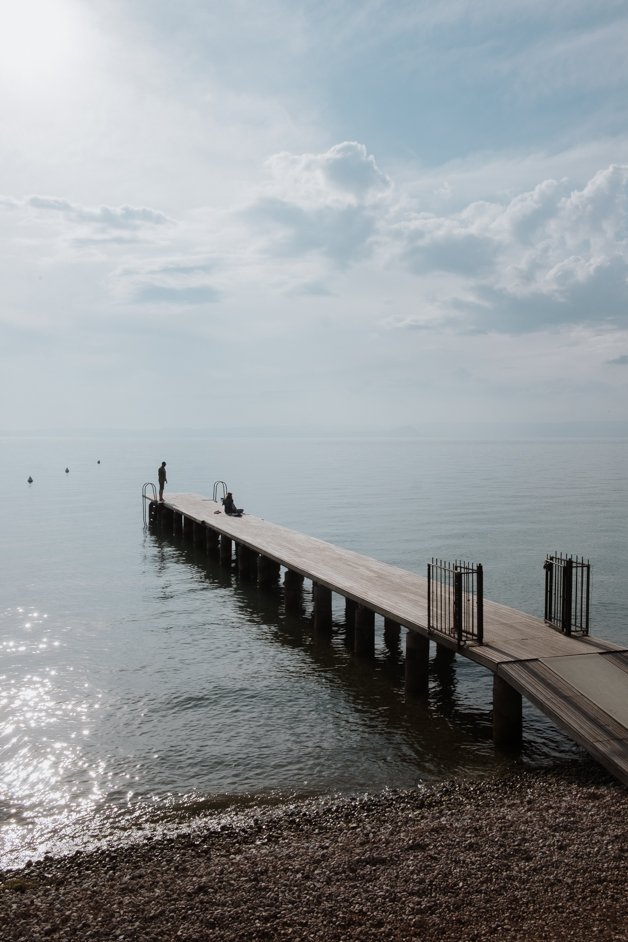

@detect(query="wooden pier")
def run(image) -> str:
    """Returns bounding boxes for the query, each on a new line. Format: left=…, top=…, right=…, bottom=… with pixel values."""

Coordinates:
left=149, top=493, right=628, bottom=787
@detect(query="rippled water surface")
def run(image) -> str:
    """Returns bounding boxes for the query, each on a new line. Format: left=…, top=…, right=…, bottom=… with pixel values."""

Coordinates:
left=1, top=434, right=627, bottom=868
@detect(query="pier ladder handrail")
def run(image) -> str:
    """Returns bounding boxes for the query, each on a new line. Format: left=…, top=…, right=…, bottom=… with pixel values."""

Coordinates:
left=142, top=482, right=158, bottom=527
left=213, top=480, right=228, bottom=503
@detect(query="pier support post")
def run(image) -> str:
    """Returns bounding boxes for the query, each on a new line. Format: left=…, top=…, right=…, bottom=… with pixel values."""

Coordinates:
left=345, top=598, right=356, bottom=648
left=435, top=642, right=456, bottom=666
left=193, top=521, right=205, bottom=547
left=345, top=598, right=357, bottom=627
left=205, top=527, right=220, bottom=555
left=313, top=582, right=332, bottom=633
left=160, top=505, right=173, bottom=532
left=173, top=512, right=183, bottom=537
left=405, top=631, right=430, bottom=695
left=493, top=674, right=523, bottom=750
left=284, top=570, right=304, bottom=612
left=183, top=516, right=195, bottom=542
left=220, top=535, right=232, bottom=567
left=384, top=618, right=401, bottom=656
left=354, top=605, right=375, bottom=657
left=258, top=554, right=280, bottom=590
left=237, top=544, right=256, bottom=580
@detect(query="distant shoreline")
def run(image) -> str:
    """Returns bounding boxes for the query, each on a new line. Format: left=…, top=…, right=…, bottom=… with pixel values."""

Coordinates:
left=3, top=423, right=628, bottom=440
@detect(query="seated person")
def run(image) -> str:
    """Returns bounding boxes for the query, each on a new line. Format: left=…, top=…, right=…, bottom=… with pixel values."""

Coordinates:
left=222, top=492, right=243, bottom=516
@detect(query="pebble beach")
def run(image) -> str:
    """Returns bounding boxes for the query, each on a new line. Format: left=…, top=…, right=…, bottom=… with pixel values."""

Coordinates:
left=1, top=763, right=626, bottom=942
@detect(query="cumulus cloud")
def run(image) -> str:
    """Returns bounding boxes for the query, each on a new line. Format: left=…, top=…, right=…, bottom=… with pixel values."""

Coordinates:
left=449, top=256, right=628, bottom=334
left=246, top=141, right=389, bottom=267
left=499, top=178, right=571, bottom=244
left=247, top=197, right=377, bottom=265
left=238, top=153, right=628, bottom=324
left=5, top=156, right=627, bottom=337
left=396, top=211, right=498, bottom=276
left=391, top=163, right=628, bottom=333
left=265, top=141, right=390, bottom=205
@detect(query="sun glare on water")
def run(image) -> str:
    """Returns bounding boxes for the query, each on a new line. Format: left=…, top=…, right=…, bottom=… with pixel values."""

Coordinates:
left=0, top=0, right=88, bottom=90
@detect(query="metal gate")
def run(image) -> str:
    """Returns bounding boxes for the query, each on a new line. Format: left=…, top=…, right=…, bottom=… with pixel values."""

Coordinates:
left=427, top=559, right=484, bottom=645
left=543, top=553, right=591, bottom=636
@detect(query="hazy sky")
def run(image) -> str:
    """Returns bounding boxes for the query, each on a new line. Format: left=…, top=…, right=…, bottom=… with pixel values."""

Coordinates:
left=2, top=0, right=628, bottom=433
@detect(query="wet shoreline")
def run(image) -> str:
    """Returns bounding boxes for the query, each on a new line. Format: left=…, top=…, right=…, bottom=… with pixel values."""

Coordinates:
left=2, top=763, right=627, bottom=941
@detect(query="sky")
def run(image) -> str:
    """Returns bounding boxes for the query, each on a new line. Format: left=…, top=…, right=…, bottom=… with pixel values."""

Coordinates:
left=1, top=0, right=628, bottom=434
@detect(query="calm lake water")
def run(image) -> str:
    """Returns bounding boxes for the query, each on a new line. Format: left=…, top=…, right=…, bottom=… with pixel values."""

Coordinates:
left=1, top=434, right=627, bottom=868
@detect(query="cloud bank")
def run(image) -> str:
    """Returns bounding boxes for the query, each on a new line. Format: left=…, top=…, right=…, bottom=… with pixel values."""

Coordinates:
left=4, top=152, right=627, bottom=338
left=1, top=0, right=628, bottom=433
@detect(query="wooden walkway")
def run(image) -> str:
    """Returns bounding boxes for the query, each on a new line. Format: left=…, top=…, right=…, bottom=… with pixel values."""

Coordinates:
left=153, top=493, right=628, bottom=787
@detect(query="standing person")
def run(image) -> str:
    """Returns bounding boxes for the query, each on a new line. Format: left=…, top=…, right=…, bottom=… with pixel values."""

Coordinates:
left=158, top=461, right=167, bottom=501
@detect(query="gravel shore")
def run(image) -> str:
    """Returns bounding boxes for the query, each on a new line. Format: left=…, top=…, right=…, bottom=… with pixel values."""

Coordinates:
left=1, top=764, right=626, bottom=942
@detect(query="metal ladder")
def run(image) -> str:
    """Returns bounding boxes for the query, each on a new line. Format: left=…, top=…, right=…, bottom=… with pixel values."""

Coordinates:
left=142, top=482, right=158, bottom=527
left=213, top=480, right=228, bottom=503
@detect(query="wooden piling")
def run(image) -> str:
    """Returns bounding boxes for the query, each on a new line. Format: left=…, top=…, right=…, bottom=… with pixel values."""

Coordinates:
left=206, top=526, right=220, bottom=555
left=220, top=534, right=232, bottom=566
left=435, top=642, right=456, bottom=665
left=345, top=598, right=356, bottom=629
left=405, top=631, right=430, bottom=695
left=193, top=521, right=205, bottom=547
left=313, top=582, right=332, bottom=633
left=160, top=505, right=173, bottom=532
left=284, top=570, right=304, bottom=612
left=354, top=604, right=375, bottom=657
left=183, top=515, right=195, bottom=542
left=493, top=674, right=523, bottom=749
left=344, top=597, right=356, bottom=647
left=258, top=554, right=280, bottom=590
left=238, top=544, right=257, bottom=580
left=384, top=617, right=401, bottom=655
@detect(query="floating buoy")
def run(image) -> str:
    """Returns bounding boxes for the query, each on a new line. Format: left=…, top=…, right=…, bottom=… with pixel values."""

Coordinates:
left=65, top=467, right=69, bottom=473
left=27, top=476, right=33, bottom=484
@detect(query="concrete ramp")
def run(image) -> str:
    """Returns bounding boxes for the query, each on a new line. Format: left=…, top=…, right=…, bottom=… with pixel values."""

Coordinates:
left=541, top=654, right=628, bottom=728
left=500, top=652, right=628, bottom=786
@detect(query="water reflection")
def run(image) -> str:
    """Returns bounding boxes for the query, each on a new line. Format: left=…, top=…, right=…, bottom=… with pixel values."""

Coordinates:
left=160, top=530, right=530, bottom=780
left=178, top=527, right=588, bottom=776
left=2, top=435, right=622, bottom=873
left=0, top=608, right=108, bottom=867
left=0, top=522, right=589, bottom=872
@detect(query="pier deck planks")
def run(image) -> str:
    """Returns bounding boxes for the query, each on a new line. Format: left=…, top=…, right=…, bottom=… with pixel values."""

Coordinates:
left=159, top=494, right=628, bottom=785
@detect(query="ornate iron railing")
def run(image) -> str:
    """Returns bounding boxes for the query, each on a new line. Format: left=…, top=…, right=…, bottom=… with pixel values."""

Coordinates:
left=427, top=559, right=484, bottom=645
left=544, top=553, right=590, bottom=636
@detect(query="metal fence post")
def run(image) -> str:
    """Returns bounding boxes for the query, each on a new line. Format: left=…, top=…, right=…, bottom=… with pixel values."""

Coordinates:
left=454, top=570, right=463, bottom=646
left=584, top=561, right=591, bottom=635
left=544, top=559, right=554, bottom=623
left=427, top=561, right=432, bottom=632
left=561, top=557, right=573, bottom=636
left=476, top=563, right=484, bottom=645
